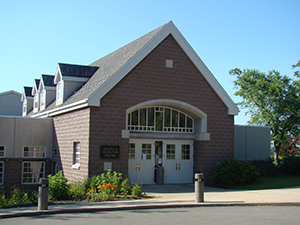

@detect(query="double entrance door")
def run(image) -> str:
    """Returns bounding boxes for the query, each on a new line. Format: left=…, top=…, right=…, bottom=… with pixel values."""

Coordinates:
left=128, top=139, right=193, bottom=184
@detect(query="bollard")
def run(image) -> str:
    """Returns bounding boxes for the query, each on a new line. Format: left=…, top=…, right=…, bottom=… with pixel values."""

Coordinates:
left=195, top=173, right=204, bottom=203
left=38, top=178, right=49, bottom=210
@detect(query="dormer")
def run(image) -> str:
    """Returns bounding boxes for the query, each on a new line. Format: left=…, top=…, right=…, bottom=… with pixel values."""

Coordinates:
left=21, top=87, right=34, bottom=116
left=32, top=79, right=40, bottom=113
left=38, top=74, right=56, bottom=110
left=54, top=63, right=99, bottom=105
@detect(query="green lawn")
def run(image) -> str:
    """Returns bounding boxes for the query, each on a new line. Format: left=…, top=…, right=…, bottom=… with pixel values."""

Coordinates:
left=230, top=175, right=300, bottom=190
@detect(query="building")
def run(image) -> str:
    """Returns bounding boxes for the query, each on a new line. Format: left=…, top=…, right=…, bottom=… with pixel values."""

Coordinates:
left=1, top=21, right=242, bottom=192
left=0, top=90, right=22, bottom=116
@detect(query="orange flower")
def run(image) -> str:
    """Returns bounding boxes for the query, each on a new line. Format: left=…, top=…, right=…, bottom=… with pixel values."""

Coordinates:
left=86, top=192, right=90, bottom=195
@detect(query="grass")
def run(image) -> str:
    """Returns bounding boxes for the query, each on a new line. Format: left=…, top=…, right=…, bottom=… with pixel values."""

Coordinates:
left=231, top=175, right=300, bottom=190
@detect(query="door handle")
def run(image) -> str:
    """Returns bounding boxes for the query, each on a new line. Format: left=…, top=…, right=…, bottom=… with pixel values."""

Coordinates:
left=139, top=163, right=141, bottom=170
left=135, top=163, right=137, bottom=171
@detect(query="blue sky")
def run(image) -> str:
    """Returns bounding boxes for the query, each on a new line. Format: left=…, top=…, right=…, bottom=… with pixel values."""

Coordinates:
left=1, top=0, right=299, bottom=125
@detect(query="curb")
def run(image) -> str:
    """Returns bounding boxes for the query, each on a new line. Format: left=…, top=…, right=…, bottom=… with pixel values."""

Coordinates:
left=1, top=202, right=300, bottom=219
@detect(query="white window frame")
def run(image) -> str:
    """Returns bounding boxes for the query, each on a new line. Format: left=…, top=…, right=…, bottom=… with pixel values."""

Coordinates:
left=72, top=142, right=80, bottom=169
left=34, top=93, right=39, bottom=110
left=0, top=161, right=4, bottom=185
left=22, top=161, right=45, bottom=184
left=23, top=99, right=27, bottom=114
left=57, top=81, right=63, bottom=102
left=23, top=146, right=46, bottom=158
left=127, top=106, right=194, bottom=133
left=40, top=90, right=45, bottom=107
left=0, top=146, right=5, bottom=158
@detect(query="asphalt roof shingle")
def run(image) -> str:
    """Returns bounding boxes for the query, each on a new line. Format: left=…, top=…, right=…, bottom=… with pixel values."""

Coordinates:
left=41, top=75, right=55, bottom=87
left=29, top=22, right=170, bottom=116
left=24, top=87, right=33, bottom=97
left=58, top=63, right=99, bottom=78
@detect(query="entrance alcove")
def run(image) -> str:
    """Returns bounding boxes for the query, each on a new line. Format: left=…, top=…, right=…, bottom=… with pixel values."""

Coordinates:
left=122, top=99, right=210, bottom=184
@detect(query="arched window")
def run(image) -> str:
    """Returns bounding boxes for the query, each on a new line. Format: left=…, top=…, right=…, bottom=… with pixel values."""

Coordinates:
left=127, top=107, right=194, bottom=133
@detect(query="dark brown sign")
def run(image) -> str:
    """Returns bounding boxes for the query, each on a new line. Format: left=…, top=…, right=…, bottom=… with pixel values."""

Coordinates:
left=100, top=146, right=119, bottom=158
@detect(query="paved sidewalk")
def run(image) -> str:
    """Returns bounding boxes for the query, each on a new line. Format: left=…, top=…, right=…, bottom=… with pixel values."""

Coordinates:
left=1, top=185, right=300, bottom=219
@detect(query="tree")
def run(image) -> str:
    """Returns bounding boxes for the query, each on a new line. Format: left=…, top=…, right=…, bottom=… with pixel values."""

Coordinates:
left=279, top=136, right=300, bottom=157
left=229, top=61, right=300, bottom=163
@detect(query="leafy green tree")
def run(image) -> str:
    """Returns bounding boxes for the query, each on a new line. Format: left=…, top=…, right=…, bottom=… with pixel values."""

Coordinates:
left=229, top=61, right=300, bottom=163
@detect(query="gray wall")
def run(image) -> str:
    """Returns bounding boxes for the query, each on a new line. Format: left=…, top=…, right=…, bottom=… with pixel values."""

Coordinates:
left=0, top=116, right=53, bottom=158
left=234, top=125, right=271, bottom=161
left=0, top=91, right=22, bottom=116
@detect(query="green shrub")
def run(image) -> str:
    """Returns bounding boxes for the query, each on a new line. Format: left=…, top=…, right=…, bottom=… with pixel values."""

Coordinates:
left=131, top=183, right=143, bottom=197
left=48, top=171, right=70, bottom=201
left=251, top=159, right=280, bottom=176
left=7, top=187, right=31, bottom=205
left=69, top=181, right=87, bottom=200
left=85, top=170, right=143, bottom=201
left=0, top=187, right=38, bottom=208
left=212, top=159, right=260, bottom=188
left=279, top=156, right=300, bottom=176
left=120, top=178, right=132, bottom=196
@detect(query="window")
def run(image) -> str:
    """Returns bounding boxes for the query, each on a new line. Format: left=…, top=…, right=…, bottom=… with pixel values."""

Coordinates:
left=23, top=99, right=27, bottom=113
left=127, top=107, right=194, bottom=133
left=57, top=81, right=63, bottom=101
left=34, top=93, right=39, bottom=109
left=0, top=162, right=4, bottom=185
left=73, top=142, right=80, bottom=165
left=0, top=146, right=5, bottom=157
left=22, top=162, right=44, bottom=184
left=141, top=144, right=151, bottom=160
left=23, top=146, right=46, bottom=158
left=166, top=144, right=175, bottom=160
left=181, top=144, right=190, bottom=160
left=40, top=90, right=45, bottom=107
left=128, top=143, right=135, bottom=159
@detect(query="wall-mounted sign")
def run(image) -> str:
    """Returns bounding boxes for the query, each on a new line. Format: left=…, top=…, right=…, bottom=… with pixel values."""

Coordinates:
left=100, top=146, right=119, bottom=158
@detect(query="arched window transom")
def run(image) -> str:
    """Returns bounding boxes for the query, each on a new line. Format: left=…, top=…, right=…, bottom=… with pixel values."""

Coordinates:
left=127, top=107, right=194, bottom=133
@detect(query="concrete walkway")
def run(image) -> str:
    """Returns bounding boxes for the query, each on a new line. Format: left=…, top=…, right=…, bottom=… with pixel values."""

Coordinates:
left=1, top=184, right=300, bottom=219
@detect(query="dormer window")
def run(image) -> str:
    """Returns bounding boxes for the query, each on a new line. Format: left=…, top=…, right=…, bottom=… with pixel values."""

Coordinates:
left=23, top=99, right=27, bottom=113
left=34, top=93, right=39, bottom=110
left=57, top=81, right=63, bottom=101
left=40, top=90, right=45, bottom=107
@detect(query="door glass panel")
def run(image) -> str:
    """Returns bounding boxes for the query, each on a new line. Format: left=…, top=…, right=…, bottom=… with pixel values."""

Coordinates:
left=166, top=144, right=175, bottom=160
left=181, top=144, right=190, bottom=160
left=128, top=143, right=135, bottom=159
left=141, top=144, right=151, bottom=160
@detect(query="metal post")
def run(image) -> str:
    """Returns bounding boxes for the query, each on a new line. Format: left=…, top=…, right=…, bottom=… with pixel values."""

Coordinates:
left=195, top=173, right=204, bottom=203
left=38, top=178, right=49, bottom=210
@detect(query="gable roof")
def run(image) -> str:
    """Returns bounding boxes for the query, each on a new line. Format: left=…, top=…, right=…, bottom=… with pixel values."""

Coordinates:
left=31, top=21, right=239, bottom=117
left=41, top=75, right=55, bottom=87
left=0, top=90, right=21, bottom=97
left=38, top=75, right=55, bottom=92
left=21, top=87, right=33, bottom=101
left=31, top=79, right=40, bottom=96
left=54, top=63, right=99, bottom=84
